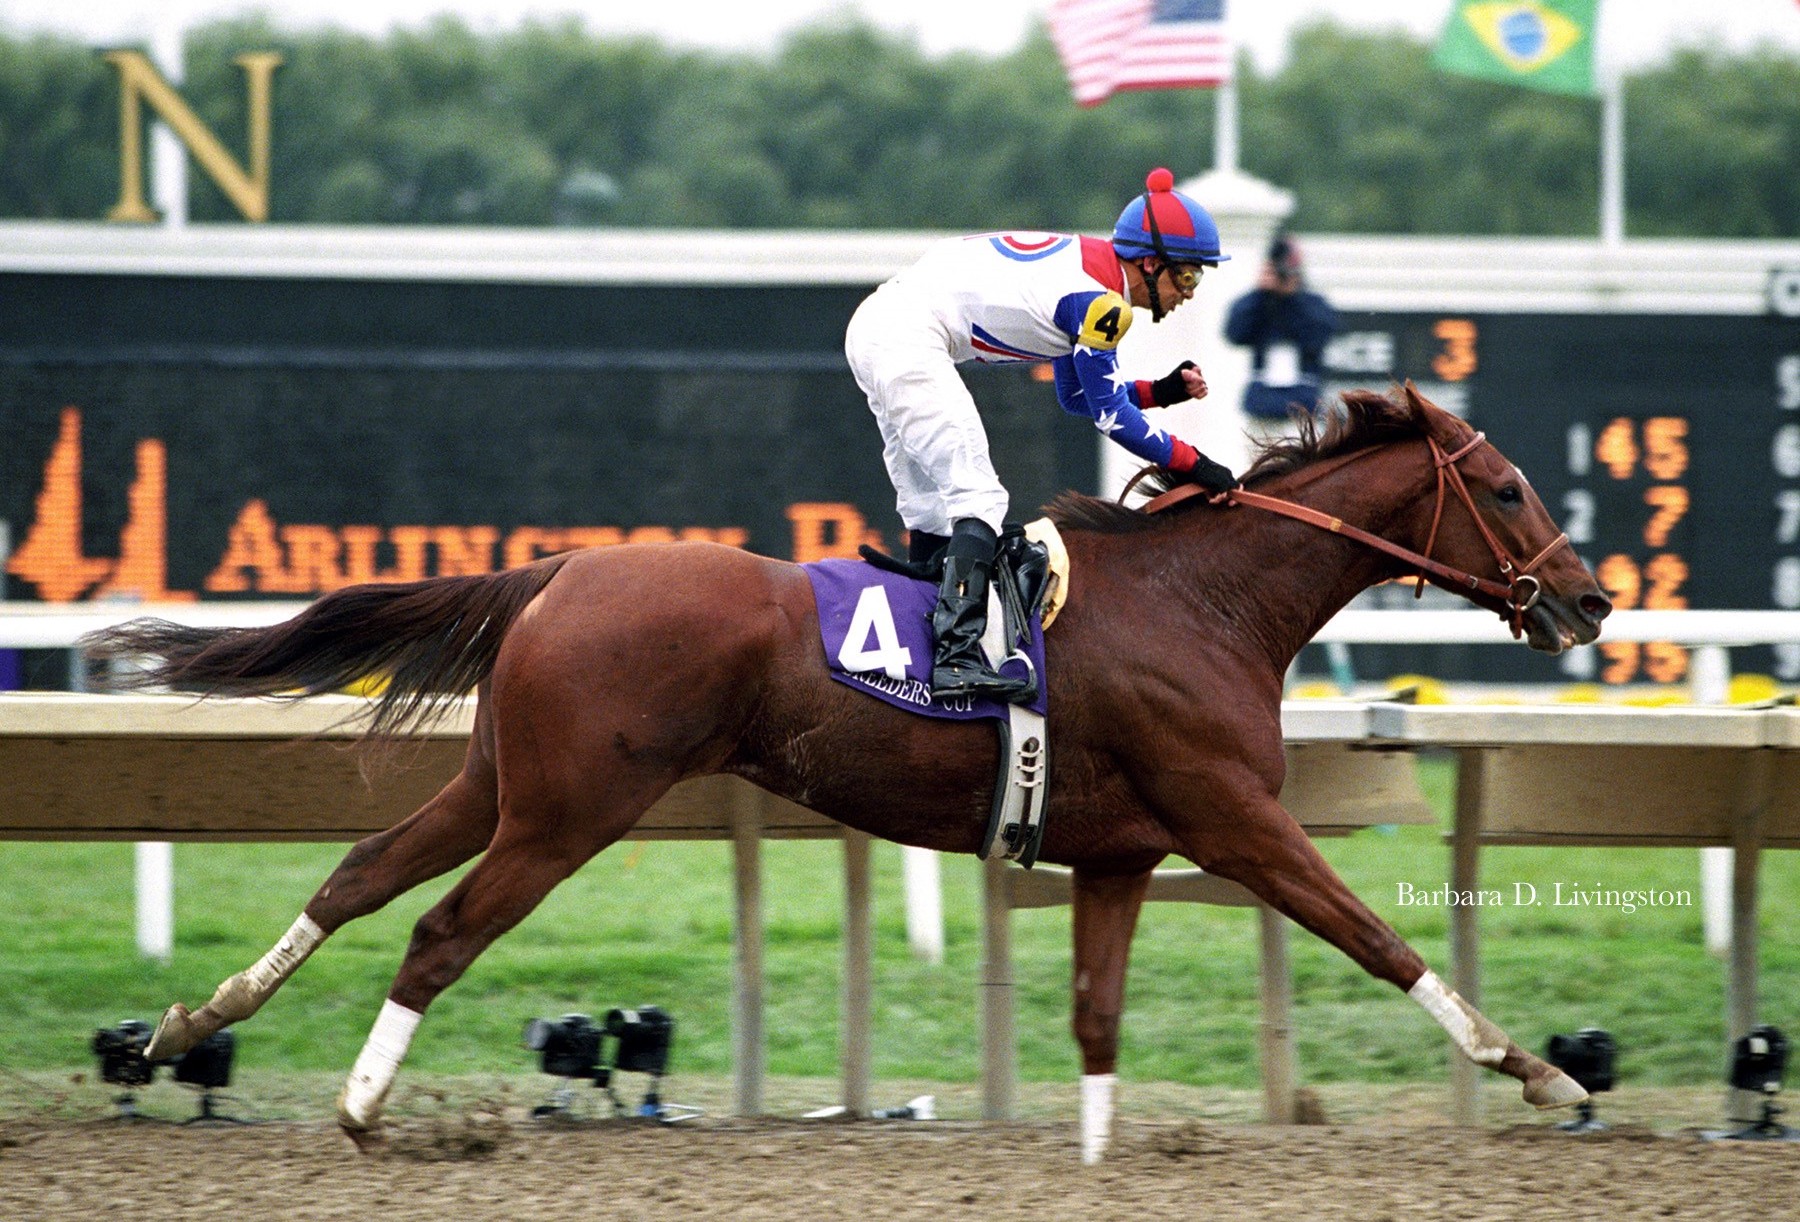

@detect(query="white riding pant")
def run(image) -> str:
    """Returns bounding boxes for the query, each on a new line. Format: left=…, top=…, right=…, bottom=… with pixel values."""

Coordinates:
left=845, top=284, right=1009, bottom=536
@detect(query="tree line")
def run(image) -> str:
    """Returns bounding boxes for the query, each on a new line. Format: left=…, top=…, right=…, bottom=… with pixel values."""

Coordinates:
left=0, top=14, right=1794, bottom=237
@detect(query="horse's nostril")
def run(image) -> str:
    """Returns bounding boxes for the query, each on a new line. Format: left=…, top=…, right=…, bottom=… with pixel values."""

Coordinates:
left=1579, top=593, right=1613, bottom=622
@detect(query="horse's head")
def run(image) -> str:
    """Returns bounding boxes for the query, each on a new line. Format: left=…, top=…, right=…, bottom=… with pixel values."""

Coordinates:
left=1061, top=386, right=1611, bottom=654
left=1391, top=383, right=1610, bottom=653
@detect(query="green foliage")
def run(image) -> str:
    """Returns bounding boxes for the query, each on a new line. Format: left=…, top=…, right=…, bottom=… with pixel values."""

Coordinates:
left=2, top=15, right=1792, bottom=235
left=1628, top=46, right=1800, bottom=238
left=1244, top=21, right=1602, bottom=234
left=4, top=755, right=1798, bottom=1095
left=0, top=33, right=116, bottom=217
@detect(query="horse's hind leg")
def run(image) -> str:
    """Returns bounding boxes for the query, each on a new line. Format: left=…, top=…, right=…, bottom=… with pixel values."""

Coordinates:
left=335, top=780, right=660, bottom=1134
left=145, top=757, right=501, bottom=1061
left=1176, top=785, right=1586, bottom=1112
left=1070, top=866, right=1153, bottom=1164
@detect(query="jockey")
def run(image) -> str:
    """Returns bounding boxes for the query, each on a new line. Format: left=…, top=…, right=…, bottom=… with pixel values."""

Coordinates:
left=844, top=167, right=1238, bottom=702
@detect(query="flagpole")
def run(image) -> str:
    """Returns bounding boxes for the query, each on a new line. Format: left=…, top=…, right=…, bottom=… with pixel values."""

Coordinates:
left=1214, top=78, right=1239, bottom=174
left=1597, top=8, right=1623, bottom=246
left=151, top=18, right=187, bottom=229
left=1599, top=71, right=1624, bottom=245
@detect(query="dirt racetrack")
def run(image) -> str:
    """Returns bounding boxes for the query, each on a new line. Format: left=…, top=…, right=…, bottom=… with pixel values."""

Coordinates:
left=6, top=1083, right=1800, bottom=1222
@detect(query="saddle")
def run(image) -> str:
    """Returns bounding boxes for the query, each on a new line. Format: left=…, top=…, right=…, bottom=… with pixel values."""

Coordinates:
left=857, top=522, right=1063, bottom=867
left=858, top=521, right=1066, bottom=629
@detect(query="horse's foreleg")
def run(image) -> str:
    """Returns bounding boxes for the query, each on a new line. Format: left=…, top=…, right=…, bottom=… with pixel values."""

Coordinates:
left=145, top=765, right=500, bottom=1062
left=1070, top=866, right=1153, bottom=1164
left=1180, top=786, right=1586, bottom=1113
left=1404, top=970, right=1587, bottom=1108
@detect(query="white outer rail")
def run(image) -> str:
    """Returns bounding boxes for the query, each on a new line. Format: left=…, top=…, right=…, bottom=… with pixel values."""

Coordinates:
left=1315, top=608, right=1800, bottom=647
left=9, top=602, right=1800, bottom=650
left=0, top=601, right=311, bottom=649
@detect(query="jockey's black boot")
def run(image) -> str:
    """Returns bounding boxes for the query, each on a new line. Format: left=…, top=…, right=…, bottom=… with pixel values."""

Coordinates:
left=908, top=529, right=950, bottom=567
left=930, top=519, right=1036, bottom=703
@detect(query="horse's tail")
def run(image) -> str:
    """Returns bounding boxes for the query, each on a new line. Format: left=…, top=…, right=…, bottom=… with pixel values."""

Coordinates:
left=79, top=555, right=573, bottom=740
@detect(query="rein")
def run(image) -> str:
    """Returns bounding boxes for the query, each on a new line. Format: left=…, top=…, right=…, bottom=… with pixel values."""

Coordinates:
left=1135, top=433, right=1570, bottom=639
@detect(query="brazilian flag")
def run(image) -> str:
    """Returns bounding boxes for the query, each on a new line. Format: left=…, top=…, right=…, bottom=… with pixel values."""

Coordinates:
left=1433, top=0, right=1599, bottom=96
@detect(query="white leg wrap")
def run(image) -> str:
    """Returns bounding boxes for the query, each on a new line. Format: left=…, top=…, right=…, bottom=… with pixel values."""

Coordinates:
left=243, top=913, right=325, bottom=995
left=1080, top=1073, right=1116, bottom=1165
left=339, top=999, right=422, bottom=1129
left=1409, top=970, right=1506, bottom=1066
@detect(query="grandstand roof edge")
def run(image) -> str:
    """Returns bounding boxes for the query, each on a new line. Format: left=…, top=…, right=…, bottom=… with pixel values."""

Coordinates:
left=0, top=222, right=1794, bottom=313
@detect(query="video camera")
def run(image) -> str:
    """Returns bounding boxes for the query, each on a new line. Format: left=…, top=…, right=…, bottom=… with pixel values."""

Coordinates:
left=91, top=1020, right=156, bottom=1087
left=523, top=1006, right=685, bottom=1120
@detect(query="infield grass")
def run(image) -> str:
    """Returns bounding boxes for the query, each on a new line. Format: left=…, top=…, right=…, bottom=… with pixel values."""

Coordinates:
left=3, top=757, right=1796, bottom=1097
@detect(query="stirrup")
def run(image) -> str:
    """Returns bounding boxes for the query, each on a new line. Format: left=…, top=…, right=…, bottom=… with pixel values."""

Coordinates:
left=975, top=584, right=1049, bottom=865
left=930, top=661, right=1036, bottom=704
left=980, top=701, right=1049, bottom=866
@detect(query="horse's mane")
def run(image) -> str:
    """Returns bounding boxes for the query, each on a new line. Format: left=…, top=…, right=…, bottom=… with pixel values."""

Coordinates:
left=1044, top=388, right=1429, bottom=535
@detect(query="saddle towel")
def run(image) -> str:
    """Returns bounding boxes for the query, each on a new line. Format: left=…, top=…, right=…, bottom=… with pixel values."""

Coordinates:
left=804, top=561, right=1048, bottom=719
left=803, top=519, right=1068, bottom=866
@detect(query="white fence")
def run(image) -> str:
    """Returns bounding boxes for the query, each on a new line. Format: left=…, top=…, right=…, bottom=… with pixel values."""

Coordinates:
left=11, top=601, right=1800, bottom=651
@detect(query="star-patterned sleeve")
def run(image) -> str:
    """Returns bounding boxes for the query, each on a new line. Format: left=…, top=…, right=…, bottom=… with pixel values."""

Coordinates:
left=1049, top=290, right=1187, bottom=469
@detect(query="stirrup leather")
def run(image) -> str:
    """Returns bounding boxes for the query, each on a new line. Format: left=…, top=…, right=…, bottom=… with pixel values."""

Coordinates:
left=976, top=585, right=1050, bottom=866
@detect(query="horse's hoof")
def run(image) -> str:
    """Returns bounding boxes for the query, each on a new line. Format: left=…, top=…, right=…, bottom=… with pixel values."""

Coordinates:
left=339, top=1122, right=385, bottom=1153
left=1524, top=1067, right=1588, bottom=1110
left=144, top=1004, right=197, bottom=1061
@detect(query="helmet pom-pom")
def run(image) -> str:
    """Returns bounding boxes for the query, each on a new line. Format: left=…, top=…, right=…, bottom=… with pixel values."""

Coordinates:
left=1145, top=167, right=1175, bottom=193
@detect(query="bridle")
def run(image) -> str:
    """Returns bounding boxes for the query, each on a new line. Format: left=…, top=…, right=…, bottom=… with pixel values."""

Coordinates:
left=1133, top=431, right=1572, bottom=639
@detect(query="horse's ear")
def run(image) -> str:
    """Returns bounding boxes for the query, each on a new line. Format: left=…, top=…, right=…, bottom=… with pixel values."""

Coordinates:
left=1398, top=380, right=1455, bottom=441
left=1400, top=379, right=1434, bottom=419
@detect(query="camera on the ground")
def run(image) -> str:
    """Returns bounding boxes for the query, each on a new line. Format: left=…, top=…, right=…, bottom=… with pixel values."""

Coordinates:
left=91, top=1019, right=156, bottom=1087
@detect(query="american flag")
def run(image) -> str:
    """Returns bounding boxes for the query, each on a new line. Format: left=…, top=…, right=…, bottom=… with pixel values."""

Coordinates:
left=1048, top=0, right=1233, bottom=107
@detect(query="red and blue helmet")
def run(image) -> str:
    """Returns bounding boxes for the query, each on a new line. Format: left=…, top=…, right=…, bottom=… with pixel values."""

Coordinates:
left=1111, top=168, right=1228, bottom=265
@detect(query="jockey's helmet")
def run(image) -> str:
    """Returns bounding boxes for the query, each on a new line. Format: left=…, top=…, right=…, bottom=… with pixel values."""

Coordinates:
left=1111, top=168, right=1229, bottom=266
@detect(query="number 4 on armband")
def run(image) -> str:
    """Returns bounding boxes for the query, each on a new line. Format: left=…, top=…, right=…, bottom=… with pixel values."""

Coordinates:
left=838, top=584, right=914, bottom=680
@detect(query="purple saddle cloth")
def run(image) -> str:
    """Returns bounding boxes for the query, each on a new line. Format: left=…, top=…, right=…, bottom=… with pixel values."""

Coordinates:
left=803, top=558, right=1048, bottom=720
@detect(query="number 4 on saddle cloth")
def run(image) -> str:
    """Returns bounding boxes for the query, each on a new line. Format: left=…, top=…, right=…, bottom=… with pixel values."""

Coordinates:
left=803, top=522, right=1067, bottom=866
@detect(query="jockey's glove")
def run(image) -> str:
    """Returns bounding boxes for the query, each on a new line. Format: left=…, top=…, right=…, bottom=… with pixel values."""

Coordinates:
left=1186, top=454, right=1239, bottom=495
left=1149, top=360, right=1199, bottom=407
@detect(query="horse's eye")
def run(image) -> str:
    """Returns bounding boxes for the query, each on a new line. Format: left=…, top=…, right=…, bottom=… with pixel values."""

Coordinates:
left=1496, top=485, right=1522, bottom=505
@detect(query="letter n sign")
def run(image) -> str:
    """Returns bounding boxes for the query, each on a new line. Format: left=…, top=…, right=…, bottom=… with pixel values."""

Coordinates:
left=103, top=49, right=284, bottom=223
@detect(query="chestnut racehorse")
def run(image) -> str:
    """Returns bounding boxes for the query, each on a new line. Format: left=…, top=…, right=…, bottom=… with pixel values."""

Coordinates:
left=84, top=385, right=1609, bottom=1156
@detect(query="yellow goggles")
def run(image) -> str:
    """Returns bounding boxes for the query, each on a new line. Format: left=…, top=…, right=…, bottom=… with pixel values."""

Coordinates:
left=1166, top=263, right=1206, bottom=291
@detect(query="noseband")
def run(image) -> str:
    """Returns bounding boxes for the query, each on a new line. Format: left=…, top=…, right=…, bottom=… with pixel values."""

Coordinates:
left=1138, top=432, right=1571, bottom=639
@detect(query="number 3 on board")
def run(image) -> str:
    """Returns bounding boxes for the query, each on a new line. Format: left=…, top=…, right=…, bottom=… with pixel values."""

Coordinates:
left=838, top=584, right=915, bottom=679
left=1431, top=319, right=1477, bottom=382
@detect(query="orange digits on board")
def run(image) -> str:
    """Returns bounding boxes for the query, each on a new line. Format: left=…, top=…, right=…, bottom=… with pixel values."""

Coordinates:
left=1599, top=641, right=1640, bottom=685
left=1644, top=553, right=1689, bottom=610
left=1642, top=486, right=1689, bottom=548
left=1643, top=641, right=1689, bottom=685
left=1593, top=418, right=1638, bottom=480
left=1595, top=553, right=1641, bottom=610
left=1642, top=417, right=1690, bottom=481
left=1430, top=319, right=1478, bottom=382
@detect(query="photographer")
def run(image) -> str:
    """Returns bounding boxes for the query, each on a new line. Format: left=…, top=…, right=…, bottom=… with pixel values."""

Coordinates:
left=1224, top=233, right=1338, bottom=431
